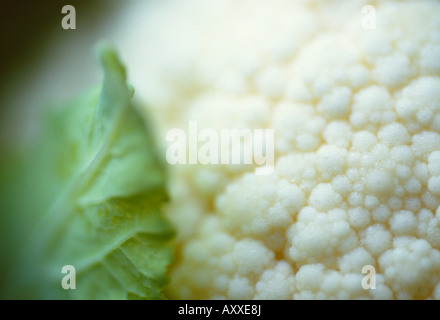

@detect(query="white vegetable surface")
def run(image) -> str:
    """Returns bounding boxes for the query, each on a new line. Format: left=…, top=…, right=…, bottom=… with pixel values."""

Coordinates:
left=121, top=0, right=440, bottom=299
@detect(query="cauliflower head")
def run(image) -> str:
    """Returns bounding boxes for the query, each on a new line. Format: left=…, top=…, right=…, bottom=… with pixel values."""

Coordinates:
left=120, top=0, right=440, bottom=299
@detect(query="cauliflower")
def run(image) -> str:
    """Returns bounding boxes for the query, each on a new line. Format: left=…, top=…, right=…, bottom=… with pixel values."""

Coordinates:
left=113, top=0, right=440, bottom=300
left=2, top=0, right=440, bottom=300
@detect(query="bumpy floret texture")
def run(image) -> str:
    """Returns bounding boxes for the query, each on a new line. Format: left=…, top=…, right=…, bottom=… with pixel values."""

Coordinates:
left=121, top=0, right=440, bottom=299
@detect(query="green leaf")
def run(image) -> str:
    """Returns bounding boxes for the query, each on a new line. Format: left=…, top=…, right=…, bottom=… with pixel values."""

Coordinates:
left=1, top=44, right=173, bottom=299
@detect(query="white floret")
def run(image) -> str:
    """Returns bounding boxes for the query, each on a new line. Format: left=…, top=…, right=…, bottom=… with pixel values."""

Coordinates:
left=323, top=121, right=352, bottom=148
left=390, top=210, right=418, bottom=236
left=232, top=239, right=274, bottom=276
left=420, top=44, right=440, bottom=74
left=287, top=208, right=357, bottom=266
left=316, top=145, right=347, bottom=180
left=254, top=261, right=296, bottom=299
left=337, top=247, right=375, bottom=273
left=351, top=131, right=377, bottom=152
left=366, top=168, right=394, bottom=196
left=378, top=123, right=411, bottom=146
left=360, top=224, right=392, bottom=256
left=216, top=173, right=305, bottom=239
left=227, top=276, right=254, bottom=299
left=428, top=176, right=440, bottom=195
left=378, top=237, right=440, bottom=299
left=428, top=151, right=440, bottom=176
left=372, top=53, right=411, bottom=88
left=308, top=183, right=342, bottom=211
left=317, top=86, right=352, bottom=119
left=350, top=86, right=395, bottom=130
left=372, top=204, right=392, bottom=223
left=348, top=207, right=371, bottom=229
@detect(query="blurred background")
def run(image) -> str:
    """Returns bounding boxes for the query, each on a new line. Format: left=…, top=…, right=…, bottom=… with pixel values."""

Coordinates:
left=0, top=1, right=124, bottom=149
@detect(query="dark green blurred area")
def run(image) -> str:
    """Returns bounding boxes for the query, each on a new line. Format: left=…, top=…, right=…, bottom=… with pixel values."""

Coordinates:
left=0, top=1, right=124, bottom=149
left=0, top=1, right=97, bottom=90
